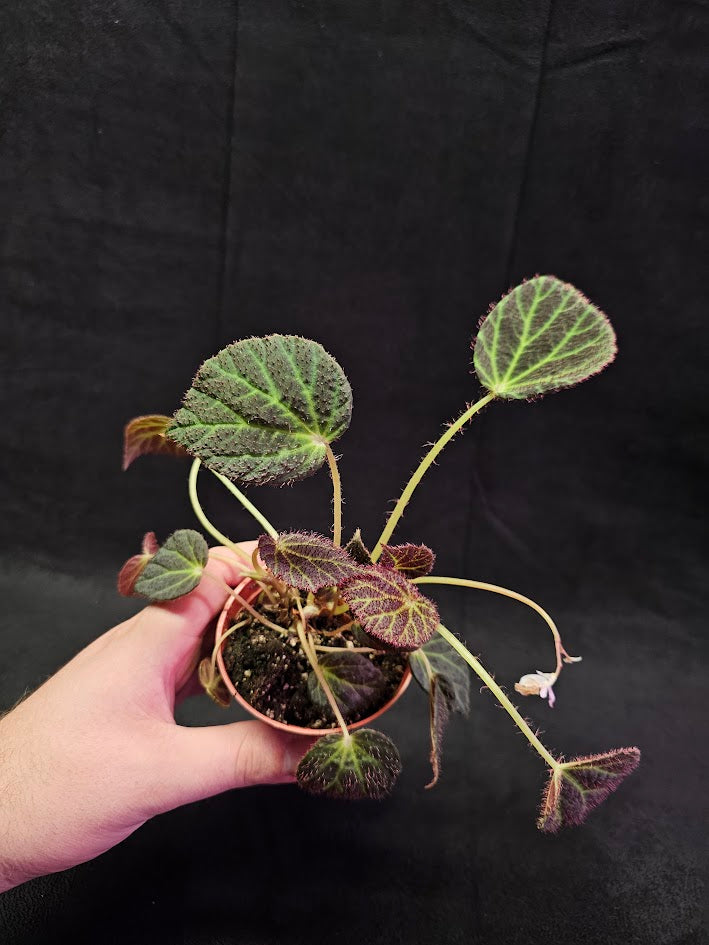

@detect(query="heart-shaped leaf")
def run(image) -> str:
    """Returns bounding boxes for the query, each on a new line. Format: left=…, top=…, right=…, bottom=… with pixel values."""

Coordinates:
left=296, top=729, right=402, bottom=800
left=473, top=276, right=617, bottom=399
left=410, top=635, right=470, bottom=788
left=166, top=335, right=352, bottom=486
left=344, top=529, right=372, bottom=565
left=307, top=651, right=386, bottom=716
left=380, top=543, right=435, bottom=577
left=409, top=635, right=470, bottom=715
left=258, top=531, right=361, bottom=592
left=122, top=415, right=191, bottom=471
left=117, top=531, right=160, bottom=597
left=340, top=567, right=439, bottom=650
left=134, top=529, right=209, bottom=601
left=538, top=747, right=641, bottom=833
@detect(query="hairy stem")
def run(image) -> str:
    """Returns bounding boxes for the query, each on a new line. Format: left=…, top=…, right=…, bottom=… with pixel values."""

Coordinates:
left=324, top=444, right=343, bottom=547
left=371, top=393, right=495, bottom=561
left=313, top=644, right=379, bottom=654
left=210, top=468, right=278, bottom=540
left=296, top=603, right=350, bottom=740
left=435, top=624, right=559, bottom=771
left=188, top=459, right=252, bottom=564
left=231, top=589, right=291, bottom=638
left=415, top=575, right=578, bottom=679
left=211, top=618, right=250, bottom=674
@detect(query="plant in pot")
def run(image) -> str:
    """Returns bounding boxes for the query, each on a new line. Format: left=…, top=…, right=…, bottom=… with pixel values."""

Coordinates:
left=119, top=276, right=640, bottom=831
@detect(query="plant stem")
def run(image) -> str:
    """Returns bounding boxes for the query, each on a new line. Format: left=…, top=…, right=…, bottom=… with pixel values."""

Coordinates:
left=324, top=444, right=343, bottom=547
left=296, top=604, right=350, bottom=740
left=231, top=590, right=291, bottom=637
left=435, top=623, right=559, bottom=771
left=313, top=644, right=379, bottom=654
left=414, top=575, right=577, bottom=679
left=211, top=618, right=250, bottom=674
left=188, top=459, right=252, bottom=564
left=210, top=468, right=278, bottom=540
left=371, top=393, right=495, bottom=561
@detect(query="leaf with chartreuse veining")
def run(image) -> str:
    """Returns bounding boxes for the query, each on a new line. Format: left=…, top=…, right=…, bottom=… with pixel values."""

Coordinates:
left=340, top=566, right=439, bottom=650
left=307, top=652, right=386, bottom=717
left=473, top=276, right=617, bottom=399
left=538, top=747, right=641, bottom=833
left=380, top=543, right=435, bottom=577
left=258, top=531, right=361, bottom=592
left=122, top=415, right=191, bottom=470
left=410, top=636, right=470, bottom=788
left=166, top=335, right=352, bottom=486
left=134, top=529, right=209, bottom=601
left=296, top=729, right=402, bottom=800
left=409, top=635, right=470, bottom=715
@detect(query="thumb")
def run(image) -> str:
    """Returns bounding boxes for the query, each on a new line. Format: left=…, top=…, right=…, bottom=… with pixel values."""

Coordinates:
left=151, top=721, right=315, bottom=813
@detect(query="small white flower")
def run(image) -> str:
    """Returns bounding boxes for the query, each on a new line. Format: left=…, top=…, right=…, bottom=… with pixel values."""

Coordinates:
left=514, top=670, right=557, bottom=707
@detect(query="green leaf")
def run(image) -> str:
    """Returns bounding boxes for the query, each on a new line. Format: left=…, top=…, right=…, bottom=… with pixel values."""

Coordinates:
left=473, top=276, right=617, bottom=399
left=538, top=747, right=641, bottom=833
left=296, top=729, right=402, bottom=800
left=409, top=636, right=470, bottom=715
left=122, top=415, right=191, bottom=470
left=380, top=543, right=435, bottom=577
left=307, top=652, right=386, bottom=716
left=134, top=529, right=209, bottom=601
left=258, top=531, right=361, bottom=592
left=166, top=335, right=352, bottom=486
left=340, top=566, right=439, bottom=650
left=410, top=636, right=470, bottom=788
left=117, top=531, right=160, bottom=597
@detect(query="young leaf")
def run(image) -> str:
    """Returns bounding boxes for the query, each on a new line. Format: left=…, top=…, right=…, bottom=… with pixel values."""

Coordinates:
left=166, top=335, right=352, bottom=486
left=538, top=747, right=641, bottom=833
left=409, top=636, right=470, bottom=715
left=134, top=529, right=209, bottom=601
left=340, top=567, right=439, bottom=650
left=410, top=636, right=470, bottom=788
left=296, top=729, right=402, bottom=800
left=117, top=531, right=160, bottom=597
left=380, top=543, right=435, bottom=577
left=425, top=676, right=452, bottom=789
left=198, top=657, right=231, bottom=708
left=473, top=276, right=617, bottom=399
left=122, top=415, right=191, bottom=471
left=344, top=528, right=372, bottom=565
left=307, top=652, right=386, bottom=716
left=258, top=531, right=361, bottom=592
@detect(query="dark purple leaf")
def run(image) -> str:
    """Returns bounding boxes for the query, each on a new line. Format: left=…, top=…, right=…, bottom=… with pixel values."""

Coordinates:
left=380, top=543, right=435, bottom=577
left=340, top=566, right=439, bottom=650
left=258, top=531, right=361, bottom=592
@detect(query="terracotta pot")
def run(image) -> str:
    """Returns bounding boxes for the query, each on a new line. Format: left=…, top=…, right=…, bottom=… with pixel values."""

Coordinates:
left=215, top=577, right=412, bottom=736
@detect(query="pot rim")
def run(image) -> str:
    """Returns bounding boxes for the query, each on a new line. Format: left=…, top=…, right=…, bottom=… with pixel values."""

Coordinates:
left=214, top=576, right=412, bottom=736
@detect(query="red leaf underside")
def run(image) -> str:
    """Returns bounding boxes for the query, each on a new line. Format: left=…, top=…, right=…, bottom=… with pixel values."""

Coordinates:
left=538, top=747, right=641, bottom=832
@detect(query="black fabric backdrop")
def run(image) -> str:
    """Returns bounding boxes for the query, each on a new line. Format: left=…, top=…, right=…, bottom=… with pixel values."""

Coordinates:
left=1, top=1, right=707, bottom=943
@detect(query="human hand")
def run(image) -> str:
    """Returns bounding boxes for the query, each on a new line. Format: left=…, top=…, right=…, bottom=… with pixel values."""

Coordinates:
left=0, top=542, right=311, bottom=893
